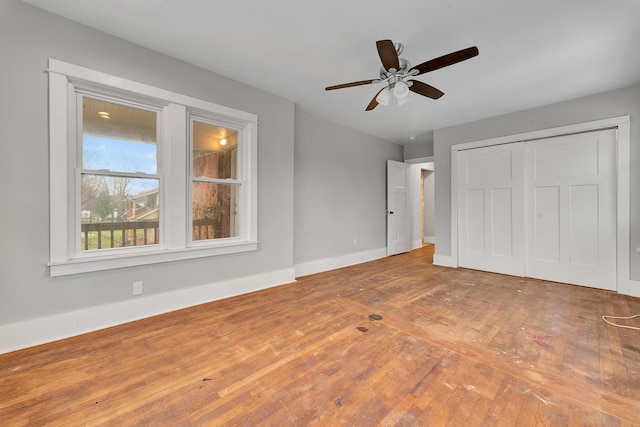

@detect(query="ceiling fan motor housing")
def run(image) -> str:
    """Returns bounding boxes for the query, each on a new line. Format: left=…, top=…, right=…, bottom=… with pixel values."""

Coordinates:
left=379, top=58, right=412, bottom=79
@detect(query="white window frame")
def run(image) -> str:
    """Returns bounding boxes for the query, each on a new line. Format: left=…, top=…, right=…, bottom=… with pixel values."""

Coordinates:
left=187, top=112, right=245, bottom=247
left=73, top=91, right=166, bottom=258
left=48, top=58, right=258, bottom=277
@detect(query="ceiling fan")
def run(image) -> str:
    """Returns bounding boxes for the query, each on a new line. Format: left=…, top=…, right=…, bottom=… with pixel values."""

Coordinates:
left=325, top=40, right=478, bottom=111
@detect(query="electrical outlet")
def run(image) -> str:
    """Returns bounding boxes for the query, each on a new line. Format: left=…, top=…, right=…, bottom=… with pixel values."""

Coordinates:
left=353, top=237, right=357, bottom=246
left=133, top=281, right=143, bottom=295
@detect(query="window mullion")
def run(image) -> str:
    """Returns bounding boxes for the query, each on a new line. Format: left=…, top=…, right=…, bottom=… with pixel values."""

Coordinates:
left=165, top=103, right=187, bottom=250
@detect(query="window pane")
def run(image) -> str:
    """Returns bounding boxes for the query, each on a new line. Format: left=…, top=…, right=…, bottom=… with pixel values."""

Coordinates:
left=80, top=174, right=160, bottom=251
left=83, top=97, right=157, bottom=174
left=192, top=182, right=239, bottom=241
left=192, top=121, right=237, bottom=179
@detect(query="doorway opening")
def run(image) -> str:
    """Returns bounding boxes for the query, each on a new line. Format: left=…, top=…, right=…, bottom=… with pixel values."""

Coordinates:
left=406, top=159, right=434, bottom=263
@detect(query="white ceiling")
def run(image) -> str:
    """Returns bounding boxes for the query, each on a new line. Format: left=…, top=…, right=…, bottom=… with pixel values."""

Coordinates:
left=23, top=0, right=640, bottom=145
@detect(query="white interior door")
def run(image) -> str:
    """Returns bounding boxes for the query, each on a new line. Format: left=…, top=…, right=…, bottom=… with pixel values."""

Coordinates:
left=387, top=160, right=411, bottom=256
left=458, top=143, right=525, bottom=276
left=525, top=129, right=617, bottom=290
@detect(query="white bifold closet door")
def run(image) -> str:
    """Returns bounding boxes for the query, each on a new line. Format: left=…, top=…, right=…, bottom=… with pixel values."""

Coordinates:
left=525, top=129, right=617, bottom=290
left=458, top=142, right=525, bottom=276
left=458, top=129, right=617, bottom=290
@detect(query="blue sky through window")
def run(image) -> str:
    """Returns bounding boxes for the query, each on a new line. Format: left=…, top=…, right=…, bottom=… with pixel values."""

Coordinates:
left=83, top=136, right=157, bottom=174
left=83, top=136, right=158, bottom=195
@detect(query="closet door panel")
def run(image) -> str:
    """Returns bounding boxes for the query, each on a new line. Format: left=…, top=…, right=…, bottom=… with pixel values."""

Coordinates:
left=525, top=129, right=616, bottom=290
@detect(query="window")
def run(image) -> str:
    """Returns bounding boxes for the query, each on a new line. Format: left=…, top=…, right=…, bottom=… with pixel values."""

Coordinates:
left=80, top=96, right=161, bottom=252
left=189, top=117, right=240, bottom=243
left=48, top=59, right=258, bottom=277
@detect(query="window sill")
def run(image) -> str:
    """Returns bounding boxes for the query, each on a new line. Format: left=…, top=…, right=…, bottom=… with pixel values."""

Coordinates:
left=48, top=241, right=258, bottom=277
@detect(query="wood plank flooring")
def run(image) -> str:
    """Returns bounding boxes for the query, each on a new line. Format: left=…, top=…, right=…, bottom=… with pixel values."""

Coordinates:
left=1, top=245, right=639, bottom=426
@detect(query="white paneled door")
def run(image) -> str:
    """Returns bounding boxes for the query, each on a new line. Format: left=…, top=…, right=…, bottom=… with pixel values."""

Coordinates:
left=457, top=129, right=617, bottom=290
left=458, top=142, right=525, bottom=276
left=525, top=129, right=617, bottom=290
left=387, top=160, right=411, bottom=256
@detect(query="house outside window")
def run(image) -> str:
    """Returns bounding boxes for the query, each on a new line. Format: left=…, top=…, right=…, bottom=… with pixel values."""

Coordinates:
left=48, top=59, right=258, bottom=277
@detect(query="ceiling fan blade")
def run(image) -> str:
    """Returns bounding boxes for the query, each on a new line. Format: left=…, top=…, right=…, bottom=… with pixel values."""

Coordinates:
left=325, top=79, right=376, bottom=91
left=365, top=88, right=385, bottom=111
left=376, top=39, right=400, bottom=71
left=408, top=80, right=444, bottom=99
left=411, top=46, right=479, bottom=76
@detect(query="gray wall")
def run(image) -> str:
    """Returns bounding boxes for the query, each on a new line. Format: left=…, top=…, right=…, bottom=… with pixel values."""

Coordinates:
left=404, top=138, right=434, bottom=160
left=294, top=108, right=402, bottom=264
left=433, top=83, right=640, bottom=280
left=0, top=0, right=295, bottom=325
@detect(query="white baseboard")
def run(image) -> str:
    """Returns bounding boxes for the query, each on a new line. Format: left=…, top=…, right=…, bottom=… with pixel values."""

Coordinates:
left=411, top=239, right=423, bottom=250
left=423, top=235, right=435, bottom=244
left=629, top=280, right=640, bottom=298
left=295, top=247, right=386, bottom=278
left=0, top=268, right=295, bottom=355
left=433, top=254, right=457, bottom=268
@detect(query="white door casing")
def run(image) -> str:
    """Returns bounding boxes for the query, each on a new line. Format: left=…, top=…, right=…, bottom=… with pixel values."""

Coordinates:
left=457, top=142, right=525, bottom=276
left=387, top=160, right=411, bottom=256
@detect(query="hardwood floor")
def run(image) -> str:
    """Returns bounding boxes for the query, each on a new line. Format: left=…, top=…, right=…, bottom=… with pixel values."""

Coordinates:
left=1, top=246, right=639, bottom=426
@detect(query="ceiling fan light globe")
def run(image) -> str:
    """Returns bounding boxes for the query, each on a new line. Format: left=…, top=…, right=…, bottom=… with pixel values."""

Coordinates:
left=397, top=95, right=410, bottom=106
left=376, top=87, right=391, bottom=106
left=394, top=81, right=410, bottom=99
